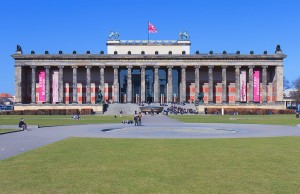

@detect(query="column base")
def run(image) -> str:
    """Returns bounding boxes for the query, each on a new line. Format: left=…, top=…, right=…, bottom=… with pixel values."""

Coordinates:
left=30, top=102, right=36, bottom=105
left=208, top=101, right=214, bottom=104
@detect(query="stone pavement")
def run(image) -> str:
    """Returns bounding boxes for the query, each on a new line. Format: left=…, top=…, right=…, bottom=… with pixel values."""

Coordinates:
left=1, top=114, right=300, bottom=160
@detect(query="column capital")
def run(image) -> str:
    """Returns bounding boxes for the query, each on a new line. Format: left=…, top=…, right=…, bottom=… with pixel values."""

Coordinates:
left=262, top=65, right=268, bottom=69
left=154, top=65, right=159, bottom=69
left=167, top=65, right=173, bottom=69
left=44, top=65, right=50, bottom=69
left=113, top=65, right=119, bottom=69
left=126, top=65, right=133, bottom=69
left=222, top=65, right=228, bottom=69
left=99, top=65, right=105, bottom=69
left=208, top=66, right=214, bottom=69
left=181, top=65, right=187, bottom=69
left=248, top=65, right=255, bottom=69
left=72, top=66, right=78, bottom=69
left=195, top=65, right=201, bottom=69
left=235, top=65, right=241, bottom=69
left=140, top=65, right=146, bottom=69
left=58, top=65, right=64, bottom=69
left=85, top=65, right=92, bottom=69
left=30, top=65, right=36, bottom=69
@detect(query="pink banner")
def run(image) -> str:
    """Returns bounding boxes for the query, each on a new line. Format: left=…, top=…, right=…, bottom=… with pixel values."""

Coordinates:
left=52, top=71, right=59, bottom=103
left=240, top=70, right=246, bottom=102
left=253, top=70, right=260, bottom=102
left=39, top=70, right=46, bottom=102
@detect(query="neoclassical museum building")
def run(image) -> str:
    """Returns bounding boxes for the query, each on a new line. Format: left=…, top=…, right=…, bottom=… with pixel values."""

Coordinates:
left=12, top=36, right=286, bottom=111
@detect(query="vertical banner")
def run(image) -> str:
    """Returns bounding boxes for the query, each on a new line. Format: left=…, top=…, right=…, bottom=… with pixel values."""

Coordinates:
left=253, top=70, right=260, bottom=102
left=38, top=70, right=46, bottom=102
left=52, top=71, right=59, bottom=103
left=240, top=70, right=246, bottom=102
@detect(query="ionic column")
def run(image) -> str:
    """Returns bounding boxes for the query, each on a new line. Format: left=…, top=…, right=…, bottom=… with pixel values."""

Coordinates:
left=167, top=66, right=173, bottom=103
left=248, top=66, right=254, bottom=103
left=153, top=66, right=160, bottom=103
left=235, top=66, right=241, bottom=104
left=30, top=66, right=36, bottom=104
left=72, top=66, right=78, bottom=104
left=127, top=65, right=132, bottom=103
left=208, top=66, right=214, bottom=103
left=181, top=65, right=187, bottom=103
left=141, top=66, right=146, bottom=103
left=222, top=65, right=227, bottom=103
left=15, top=66, right=23, bottom=104
left=58, top=66, right=64, bottom=103
left=86, top=65, right=91, bottom=104
left=262, top=66, right=268, bottom=103
left=276, top=65, right=284, bottom=102
left=45, top=66, right=50, bottom=103
left=113, top=66, right=119, bottom=103
left=194, top=65, right=200, bottom=101
left=99, top=66, right=105, bottom=93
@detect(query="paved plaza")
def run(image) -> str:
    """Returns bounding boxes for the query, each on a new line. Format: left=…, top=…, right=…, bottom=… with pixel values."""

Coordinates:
left=1, top=115, right=300, bottom=160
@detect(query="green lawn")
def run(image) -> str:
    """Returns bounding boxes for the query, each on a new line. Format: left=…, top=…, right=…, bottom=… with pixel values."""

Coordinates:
left=0, top=115, right=133, bottom=127
left=0, top=128, right=20, bottom=134
left=169, top=114, right=300, bottom=126
left=1, top=137, right=299, bottom=193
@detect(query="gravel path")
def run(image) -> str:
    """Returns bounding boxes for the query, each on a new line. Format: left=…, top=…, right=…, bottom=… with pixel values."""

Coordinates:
left=1, top=115, right=300, bottom=160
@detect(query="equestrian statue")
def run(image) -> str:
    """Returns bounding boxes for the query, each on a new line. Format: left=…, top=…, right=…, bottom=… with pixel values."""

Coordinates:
left=108, top=31, right=119, bottom=40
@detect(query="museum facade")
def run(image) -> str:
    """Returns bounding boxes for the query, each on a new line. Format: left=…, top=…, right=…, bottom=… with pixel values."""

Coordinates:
left=12, top=38, right=286, bottom=111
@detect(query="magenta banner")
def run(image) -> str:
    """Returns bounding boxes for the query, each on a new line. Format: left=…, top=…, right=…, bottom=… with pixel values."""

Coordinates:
left=253, top=70, right=260, bottom=102
left=39, top=70, right=46, bottom=102
left=52, top=71, right=59, bottom=103
left=240, top=70, right=246, bottom=102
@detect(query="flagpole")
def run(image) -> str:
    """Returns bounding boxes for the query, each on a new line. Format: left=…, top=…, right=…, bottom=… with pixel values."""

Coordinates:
left=147, top=21, right=149, bottom=44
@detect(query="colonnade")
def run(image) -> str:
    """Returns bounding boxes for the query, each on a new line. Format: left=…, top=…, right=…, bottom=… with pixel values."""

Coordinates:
left=15, top=64, right=283, bottom=104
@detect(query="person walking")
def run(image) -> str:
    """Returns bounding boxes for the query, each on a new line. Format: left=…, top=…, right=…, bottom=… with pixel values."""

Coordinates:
left=134, top=112, right=139, bottom=126
left=138, top=112, right=142, bottom=126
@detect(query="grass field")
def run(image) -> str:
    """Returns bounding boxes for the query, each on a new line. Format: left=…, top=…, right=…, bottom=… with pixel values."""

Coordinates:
left=0, top=115, right=133, bottom=127
left=0, top=114, right=299, bottom=127
left=0, top=128, right=20, bottom=134
left=169, top=114, right=300, bottom=126
left=1, top=137, right=299, bottom=193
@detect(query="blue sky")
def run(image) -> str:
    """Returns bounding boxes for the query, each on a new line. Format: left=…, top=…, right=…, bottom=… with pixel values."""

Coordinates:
left=1, top=0, right=299, bottom=95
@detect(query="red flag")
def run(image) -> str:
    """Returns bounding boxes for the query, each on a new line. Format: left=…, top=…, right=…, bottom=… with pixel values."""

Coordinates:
left=148, top=22, right=157, bottom=33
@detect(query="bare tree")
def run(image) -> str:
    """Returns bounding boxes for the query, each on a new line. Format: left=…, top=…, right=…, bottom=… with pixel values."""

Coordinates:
left=291, top=77, right=300, bottom=103
left=283, top=76, right=290, bottom=90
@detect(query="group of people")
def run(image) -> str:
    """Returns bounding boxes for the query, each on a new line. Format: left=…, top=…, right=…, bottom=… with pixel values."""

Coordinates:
left=72, top=114, right=81, bottom=120
left=134, top=111, right=142, bottom=126
left=164, top=106, right=198, bottom=115
left=121, top=110, right=142, bottom=126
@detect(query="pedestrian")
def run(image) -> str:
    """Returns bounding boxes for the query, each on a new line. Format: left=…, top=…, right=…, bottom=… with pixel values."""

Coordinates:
left=134, top=113, right=138, bottom=126
left=151, top=108, right=154, bottom=116
left=138, top=112, right=142, bottom=125
left=18, top=118, right=27, bottom=131
left=120, top=110, right=123, bottom=117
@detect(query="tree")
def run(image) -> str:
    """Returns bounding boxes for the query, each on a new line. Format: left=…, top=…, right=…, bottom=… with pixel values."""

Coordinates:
left=291, top=77, right=300, bottom=103
left=283, top=76, right=290, bottom=90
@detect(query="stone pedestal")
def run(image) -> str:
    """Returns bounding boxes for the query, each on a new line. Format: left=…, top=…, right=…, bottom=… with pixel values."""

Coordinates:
left=197, top=105, right=206, bottom=114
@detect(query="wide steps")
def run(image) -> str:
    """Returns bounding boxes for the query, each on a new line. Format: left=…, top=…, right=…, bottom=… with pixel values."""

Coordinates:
left=103, top=103, right=141, bottom=115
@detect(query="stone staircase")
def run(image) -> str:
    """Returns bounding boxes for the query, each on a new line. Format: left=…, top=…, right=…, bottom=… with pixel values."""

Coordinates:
left=160, top=103, right=196, bottom=111
left=103, top=103, right=141, bottom=115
